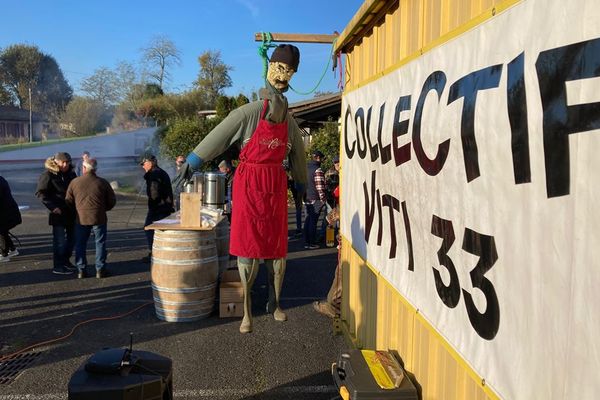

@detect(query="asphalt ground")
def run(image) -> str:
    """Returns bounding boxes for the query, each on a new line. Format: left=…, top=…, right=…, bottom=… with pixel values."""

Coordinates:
left=0, top=163, right=344, bottom=400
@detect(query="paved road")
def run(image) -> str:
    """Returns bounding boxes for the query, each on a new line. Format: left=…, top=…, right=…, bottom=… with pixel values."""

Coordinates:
left=0, top=128, right=156, bottom=162
left=0, top=142, right=344, bottom=399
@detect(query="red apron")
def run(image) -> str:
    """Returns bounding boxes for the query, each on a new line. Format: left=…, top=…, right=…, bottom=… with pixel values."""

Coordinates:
left=229, top=99, right=289, bottom=258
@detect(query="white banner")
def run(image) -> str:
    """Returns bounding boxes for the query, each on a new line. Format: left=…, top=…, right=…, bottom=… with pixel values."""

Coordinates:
left=341, top=1, right=600, bottom=399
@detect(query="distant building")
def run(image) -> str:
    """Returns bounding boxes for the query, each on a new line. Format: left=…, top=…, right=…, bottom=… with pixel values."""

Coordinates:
left=0, top=105, right=50, bottom=143
left=288, top=92, right=341, bottom=133
left=197, top=110, right=217, bottom=119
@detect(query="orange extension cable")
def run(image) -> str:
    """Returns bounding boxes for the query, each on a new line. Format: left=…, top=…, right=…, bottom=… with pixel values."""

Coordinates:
left=0, top=301, right=153, bottom=363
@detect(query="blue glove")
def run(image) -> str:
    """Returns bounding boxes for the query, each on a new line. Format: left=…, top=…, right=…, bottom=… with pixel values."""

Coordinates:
left=186, top=153, right=203, bottom=170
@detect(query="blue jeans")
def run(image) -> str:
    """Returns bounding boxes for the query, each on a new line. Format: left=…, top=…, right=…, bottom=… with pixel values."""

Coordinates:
left=303, top=201, right=322, bottom=246
left=52, top=224, right=75, bottom=269
left=295, top=205, right=303, bottom=233
left=75, top=223, right=107, bottom=271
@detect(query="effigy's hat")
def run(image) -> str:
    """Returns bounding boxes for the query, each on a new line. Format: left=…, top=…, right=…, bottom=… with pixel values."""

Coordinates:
left=270, top=44, right=300, bottom=72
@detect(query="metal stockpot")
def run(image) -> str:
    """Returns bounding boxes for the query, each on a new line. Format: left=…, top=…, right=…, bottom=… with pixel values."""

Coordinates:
left=192, top=172, right=204, bottom=196
left=203, top=172, right=226, bottom=209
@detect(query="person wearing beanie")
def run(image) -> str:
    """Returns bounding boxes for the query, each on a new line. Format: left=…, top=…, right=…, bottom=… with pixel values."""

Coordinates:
left=174, top=43, right=307, bottom=334
left=35, top=152, right=77, bottom=275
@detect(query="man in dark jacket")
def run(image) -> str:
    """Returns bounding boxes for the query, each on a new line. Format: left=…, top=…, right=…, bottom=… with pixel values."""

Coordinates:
left=66, top=158, right=116, bottom=279
left=0, top=176, right=22, bottom=262
left=141, top=154, right=174, bottom=261
left=36, top=152, right=77, bottom=275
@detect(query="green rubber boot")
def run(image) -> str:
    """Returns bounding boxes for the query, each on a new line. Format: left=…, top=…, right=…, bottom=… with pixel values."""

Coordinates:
left=238, top=258, right=259, bottom=333
left=266, top=258, right=287, bottom=322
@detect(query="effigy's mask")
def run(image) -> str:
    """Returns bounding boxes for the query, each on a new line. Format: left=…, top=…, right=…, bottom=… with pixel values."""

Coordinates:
left=267, top=61, right=295, bottom=91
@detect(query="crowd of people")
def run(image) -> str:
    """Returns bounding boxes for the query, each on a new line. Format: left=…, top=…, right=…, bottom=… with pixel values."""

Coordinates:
left=0, top=144, right=342, bottom=321
left=35, top=151, right=117, bottom=278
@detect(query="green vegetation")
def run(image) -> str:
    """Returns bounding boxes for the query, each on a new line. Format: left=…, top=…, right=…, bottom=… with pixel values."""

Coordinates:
left=307, top=119, right=340, bottom=171
left=0, top=38, right=238, bottom=143
left=0, top=44, right=72, bottom=115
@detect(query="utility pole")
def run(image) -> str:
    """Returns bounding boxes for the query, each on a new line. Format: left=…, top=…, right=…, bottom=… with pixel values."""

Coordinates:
left=28, top=87, right=32, bottom=142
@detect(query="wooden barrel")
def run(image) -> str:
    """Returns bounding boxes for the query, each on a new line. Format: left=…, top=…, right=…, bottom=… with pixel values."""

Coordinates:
left=151, top=229, right=218, bottom=322
left=215, top=220, right=230, bottom=276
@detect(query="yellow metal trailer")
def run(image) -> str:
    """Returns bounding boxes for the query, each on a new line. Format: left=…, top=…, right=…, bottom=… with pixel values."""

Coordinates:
left=334, top=0, right=600, bottom=399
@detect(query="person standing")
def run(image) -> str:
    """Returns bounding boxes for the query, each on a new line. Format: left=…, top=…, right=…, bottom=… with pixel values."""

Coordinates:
left=0, top=176, right=22, bottom=262
left=313, top=177, right=342, bottom=318
left=174, top=44, right=307, bottom=333
left=141, top=154, right=174, bottom=262
left=36, top=152, right=77, bottom=275
left=218, top=159, right=235, bottom=221
left=175, top=155, right=186, bottom=172
left=320, top=155, right=340, bottom=241
left=304, top=150, right=326, bottom=249
left=75, top=151, right=91, bottom=176
left=66, top=158, right=116, bottom=279
left=173, top=155, right=186, bottom=210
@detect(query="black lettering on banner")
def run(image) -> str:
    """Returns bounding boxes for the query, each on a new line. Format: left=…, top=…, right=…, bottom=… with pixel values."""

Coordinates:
left=448, top=64, right=503, bottom=182
left=507, top=52, right=532, bottom=184
left=344, top=105, right=356, bottom=159
left=378, top=103, right=392, bottom=164
left=461, top=228, right=500, bottom=340
left=401, top=201, right=414, bottom=271
left=392, top=95, right=412, bottom=166
left=363, top=171, right=382, bottom=243
left=366, top=106, right=381, bottom=162
left=376, top=192, right=383, bottom=246
left=413, top=71, right=450, bottom=175
left=431, top=215, right=461, bottom=308
left=355, top=107, right=368, bottom=159
left=382, top=194, right=400, bottom=258
left=536, top=37, right=600, bottom=198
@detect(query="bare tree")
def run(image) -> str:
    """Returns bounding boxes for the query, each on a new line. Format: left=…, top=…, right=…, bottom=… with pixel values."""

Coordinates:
left=80, top=67, right=120, bottom=107
left=141, top=35, right=181, bottom=91
left=194, top=50, right=233, bottom=108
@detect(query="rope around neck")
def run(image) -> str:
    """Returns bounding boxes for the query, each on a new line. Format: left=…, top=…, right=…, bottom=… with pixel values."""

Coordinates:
left=258, top=32, right=278, bottom=80
left=257, top=32, right=338, bottom=95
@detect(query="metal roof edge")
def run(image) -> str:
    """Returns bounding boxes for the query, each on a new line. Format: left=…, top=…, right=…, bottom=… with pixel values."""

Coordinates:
left=334, top=0, right=389, bottom=53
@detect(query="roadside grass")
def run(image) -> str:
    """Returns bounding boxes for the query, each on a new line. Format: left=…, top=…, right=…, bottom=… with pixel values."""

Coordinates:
left=0, top=136, right=91, bottom=153
left=115, top=184, right=139, bottom=194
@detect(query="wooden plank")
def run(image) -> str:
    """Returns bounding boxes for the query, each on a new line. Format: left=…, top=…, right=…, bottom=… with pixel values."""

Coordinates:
left=255, top=32, right=338, bottom=44
left=145, top=215, right=224, bottom=231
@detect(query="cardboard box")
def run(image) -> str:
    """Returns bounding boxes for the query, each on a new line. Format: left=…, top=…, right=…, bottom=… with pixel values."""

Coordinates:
left=221, top=268, right=240, bottom=283
left=180, top=192, right=202, bottom=227
left=219, top=299, right=243, bottom=318
left=219, top=268, right=243, bottom=318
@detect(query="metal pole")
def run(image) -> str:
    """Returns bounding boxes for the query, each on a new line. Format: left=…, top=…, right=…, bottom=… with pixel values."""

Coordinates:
left=28, top=87, right=32, bottom=142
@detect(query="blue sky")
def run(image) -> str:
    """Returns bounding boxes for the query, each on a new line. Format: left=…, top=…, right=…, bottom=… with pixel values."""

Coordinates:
left=1, top=0, right=364, bottom=103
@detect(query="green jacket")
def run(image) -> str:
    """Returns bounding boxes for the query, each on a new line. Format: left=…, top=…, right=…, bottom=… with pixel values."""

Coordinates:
left=191, top=88, right=307, bottom=186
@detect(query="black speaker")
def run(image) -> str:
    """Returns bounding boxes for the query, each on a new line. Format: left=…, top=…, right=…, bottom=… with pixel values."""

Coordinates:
left=68, top=348, right=173, bottom=400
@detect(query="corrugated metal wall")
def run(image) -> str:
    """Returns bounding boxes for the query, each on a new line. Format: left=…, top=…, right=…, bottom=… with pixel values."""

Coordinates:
left=342, top=0, right=513, bottom=92
left=337, top=1, right=520, bottom=399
